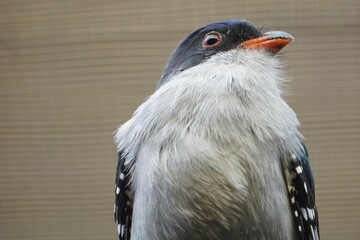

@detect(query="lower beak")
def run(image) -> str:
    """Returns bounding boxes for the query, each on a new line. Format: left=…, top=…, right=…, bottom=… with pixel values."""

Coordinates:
left=241, top=31, right=295, bottom=54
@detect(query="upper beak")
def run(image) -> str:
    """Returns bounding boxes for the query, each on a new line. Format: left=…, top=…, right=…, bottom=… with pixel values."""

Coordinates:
left=241, top=31, right=295, bottom=54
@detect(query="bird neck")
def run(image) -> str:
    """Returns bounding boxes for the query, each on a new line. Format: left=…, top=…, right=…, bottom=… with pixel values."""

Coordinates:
left=116, top=50, right=302, bottom=157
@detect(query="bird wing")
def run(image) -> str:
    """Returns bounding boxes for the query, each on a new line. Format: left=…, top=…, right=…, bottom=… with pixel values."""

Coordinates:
left=114, top=151, right=132, bottom=240
left=283, top=144, right=320, bottom=240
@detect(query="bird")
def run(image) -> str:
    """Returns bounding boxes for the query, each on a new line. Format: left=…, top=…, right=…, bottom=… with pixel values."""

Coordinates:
left=114, top=19, right=319, bottom=240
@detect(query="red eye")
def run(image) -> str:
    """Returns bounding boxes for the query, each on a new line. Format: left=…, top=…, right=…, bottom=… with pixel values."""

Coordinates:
left=202, top=31, right=222, bottom=47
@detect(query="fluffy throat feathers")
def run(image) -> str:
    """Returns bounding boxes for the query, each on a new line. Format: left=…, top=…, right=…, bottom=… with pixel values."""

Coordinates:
left=157, top=49, right=287, bottom=118
left=116, top=49, right=300, bottom=152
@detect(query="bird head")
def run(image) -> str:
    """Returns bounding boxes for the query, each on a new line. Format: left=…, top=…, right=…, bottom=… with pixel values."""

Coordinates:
left=158, top=19, right=294, bottom=88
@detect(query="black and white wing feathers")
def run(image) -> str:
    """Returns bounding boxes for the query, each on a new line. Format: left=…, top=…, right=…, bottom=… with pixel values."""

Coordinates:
left=284, top=144, right=320, bottom=240
left=114, top=151, right=132, bottom=240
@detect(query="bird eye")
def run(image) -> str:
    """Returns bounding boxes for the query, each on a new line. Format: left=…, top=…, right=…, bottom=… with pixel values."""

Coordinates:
left=202, top=31, right=222, bottom=47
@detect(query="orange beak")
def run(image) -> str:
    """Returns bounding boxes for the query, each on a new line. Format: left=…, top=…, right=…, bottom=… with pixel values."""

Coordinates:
left=241, top=31, right=295, bottom=54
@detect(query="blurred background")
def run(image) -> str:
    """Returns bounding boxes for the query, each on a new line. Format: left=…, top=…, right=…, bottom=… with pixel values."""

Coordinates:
left=0, top=0, right=359, bottom=239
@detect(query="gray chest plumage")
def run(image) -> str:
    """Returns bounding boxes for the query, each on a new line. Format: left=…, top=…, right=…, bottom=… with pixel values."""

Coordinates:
left=130, top=130, right=297, bottom=240
left=115, top=51, right=302, bottom=240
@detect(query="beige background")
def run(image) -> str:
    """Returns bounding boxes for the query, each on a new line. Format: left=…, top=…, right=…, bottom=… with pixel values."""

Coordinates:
left=0, top=0, right=359, bottom=239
